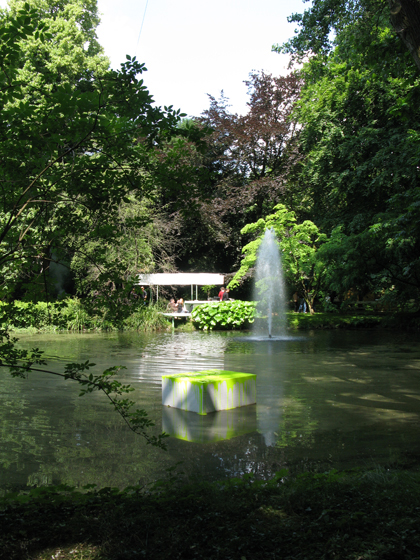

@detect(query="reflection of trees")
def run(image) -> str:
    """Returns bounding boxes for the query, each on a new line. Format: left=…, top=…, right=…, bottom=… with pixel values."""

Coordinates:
left=275, top=397, right=318, bottom=449
left=312, top=348, right=420, bottom=425
left=226, top=331, right=420, bottom=473
left=0, top=371, right=172, bottom=494
left=0, top=333, right=175, bottom=494
left=277, top=335, right=420, bottom=470
left=0, top=376, right=49, bottom=475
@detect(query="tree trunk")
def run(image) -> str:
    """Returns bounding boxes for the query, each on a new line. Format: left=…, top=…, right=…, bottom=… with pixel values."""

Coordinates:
left=306, top=299, right=315, bottom=315
left=304, top=291, right=315, bottom=315
left=389, top=0, right=420, bottom=72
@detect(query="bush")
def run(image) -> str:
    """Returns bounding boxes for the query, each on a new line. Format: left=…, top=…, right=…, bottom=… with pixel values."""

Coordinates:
left=191, top=300, right=256, bottom=330
left=125, top=305, right=170, bottom=331
left=0, top=299, right=170, bottom=332
left=0, top=300, right=67, bottom=330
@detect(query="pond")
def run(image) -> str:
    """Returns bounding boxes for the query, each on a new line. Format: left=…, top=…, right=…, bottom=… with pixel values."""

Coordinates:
left=1, top=329, right=420, bottom=494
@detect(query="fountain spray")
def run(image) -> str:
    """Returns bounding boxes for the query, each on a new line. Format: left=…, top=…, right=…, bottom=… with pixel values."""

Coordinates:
left=253, top=228, right=286, bottom=338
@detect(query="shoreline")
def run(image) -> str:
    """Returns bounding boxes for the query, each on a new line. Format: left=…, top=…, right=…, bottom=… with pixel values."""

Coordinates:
left=4, top=309, right=420, bottom=334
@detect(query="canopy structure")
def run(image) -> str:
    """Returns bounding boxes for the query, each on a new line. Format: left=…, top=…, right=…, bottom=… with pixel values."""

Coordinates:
left=136, top=273, right=225, bottom=301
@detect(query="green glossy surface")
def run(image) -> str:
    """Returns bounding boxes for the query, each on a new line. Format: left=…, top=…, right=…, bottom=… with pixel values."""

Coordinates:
left=163, top=370, right=256, bottom=383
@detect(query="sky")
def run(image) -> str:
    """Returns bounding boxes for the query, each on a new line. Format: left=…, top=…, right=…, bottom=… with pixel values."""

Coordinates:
left=1, top=0, right=308, bottom=117
left=96, top=0, right=306, bottom=116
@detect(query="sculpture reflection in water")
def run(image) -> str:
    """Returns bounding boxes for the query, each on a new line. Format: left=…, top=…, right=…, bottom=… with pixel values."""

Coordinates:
left=162, top=406, right=257, bottom=443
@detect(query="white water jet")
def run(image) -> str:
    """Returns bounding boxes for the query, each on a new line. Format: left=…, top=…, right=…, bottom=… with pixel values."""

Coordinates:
left=253, top=228, right=286, bottom=338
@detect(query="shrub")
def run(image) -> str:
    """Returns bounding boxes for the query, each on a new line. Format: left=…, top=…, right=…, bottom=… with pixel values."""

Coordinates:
left=124, top=305, right=170, bottom=331
left=60, top=298, right=94, bottom=331
left=0, top=299, right=170, bottom=332
left=0, top=300, right=66, bottom=330
left=191, top=300, right=256, bottom=330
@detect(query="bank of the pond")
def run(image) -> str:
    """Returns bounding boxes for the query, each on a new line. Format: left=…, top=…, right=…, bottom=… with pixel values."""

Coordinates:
left=0, top=299, right=171, bottom=333
left=3, top=299, right=420, bottom=334
left=286, top=311, right=420, bottom=331
left=1, top=468, right=419, bottom=560
left=191, top=300, right=420, bottom=332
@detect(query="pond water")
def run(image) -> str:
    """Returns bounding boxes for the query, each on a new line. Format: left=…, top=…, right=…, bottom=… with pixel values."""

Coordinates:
left=1, top=329, right=420, bottom=494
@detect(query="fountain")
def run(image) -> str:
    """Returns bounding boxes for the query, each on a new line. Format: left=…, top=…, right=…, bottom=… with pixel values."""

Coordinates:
left=252, top=228, right=287, bottom=340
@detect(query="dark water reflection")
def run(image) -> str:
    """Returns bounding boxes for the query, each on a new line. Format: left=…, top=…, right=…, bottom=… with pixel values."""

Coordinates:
left=1, top=329, right=420, bottom=494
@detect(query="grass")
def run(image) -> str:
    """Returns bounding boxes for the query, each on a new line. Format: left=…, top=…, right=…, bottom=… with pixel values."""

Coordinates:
left=124, top=305, right=171, bottom=331
left=1, top=467, right=420, bottom=560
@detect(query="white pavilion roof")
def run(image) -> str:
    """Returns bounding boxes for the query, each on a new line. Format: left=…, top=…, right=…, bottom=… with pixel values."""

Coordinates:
left=136, top=273, right=224, bottom=286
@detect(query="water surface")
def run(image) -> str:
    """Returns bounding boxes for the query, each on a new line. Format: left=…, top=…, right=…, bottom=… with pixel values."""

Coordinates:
left=1, top=329, right=419, bottom=494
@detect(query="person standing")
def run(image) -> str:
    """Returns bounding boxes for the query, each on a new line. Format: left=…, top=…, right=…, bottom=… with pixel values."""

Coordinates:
left=218, top=287, right=225, bottom=301
left=298, top=296, right=307, bottom=313
left=130, top=288, right=138, bottom=302
left=222, top=288, right=230, bottom=301
left=140, top=286, right=147, bottom=305
left=292, top=291, right=299, bottom=312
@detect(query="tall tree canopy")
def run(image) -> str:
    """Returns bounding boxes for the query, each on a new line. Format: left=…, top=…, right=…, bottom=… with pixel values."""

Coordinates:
left=275, top=0, right=420, bottom=72
left=274, top=1, right=420, bottom=303
left=0, top=1, right=184, bottom=299
left=201, top=72, right=301, bottom=225
left=168, top=72, right=302, bottom=276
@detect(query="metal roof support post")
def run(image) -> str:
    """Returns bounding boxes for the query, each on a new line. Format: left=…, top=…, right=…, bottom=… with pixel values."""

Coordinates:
left=191, top=285, right=193, bottom=300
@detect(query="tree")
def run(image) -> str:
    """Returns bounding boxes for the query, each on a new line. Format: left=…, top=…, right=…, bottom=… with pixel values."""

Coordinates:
left=230, top=204, right=327, bottom=314
left=201, top=72, right=301, bottom=223
left=275, top=0, right=420, bottom=73
left=316, top=191, right=420, bottom=305
left=164, top=72, right=302, bottom=275
left=286, top=21, right=420, bottom=303
left=68, top=193, right=179, bottom=311
left=0, top=1, right=184, bottom=300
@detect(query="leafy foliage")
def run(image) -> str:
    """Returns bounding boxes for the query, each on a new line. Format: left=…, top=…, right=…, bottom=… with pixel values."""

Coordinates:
left=275, top=0, right=420, bottom=73
left=167, top=72, right=301, bottom=274
left=68, top=195, right=178, bottom=298
left=275, top=0, right=387, bottom=60
left=191, top=300, right=256, bottom=330
left=288, top=22, right=420, bottom=302
left=0, top=298, right=170, bottom=332
left=0, top=1, right=184, bottom=299
left=230, top=205, right=327, bottom=314
left=0, top=0, right=188, bottom=445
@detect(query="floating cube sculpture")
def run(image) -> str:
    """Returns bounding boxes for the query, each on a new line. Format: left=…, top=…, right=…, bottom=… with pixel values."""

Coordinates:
left=162, top=369, right=256, bottom=415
